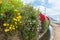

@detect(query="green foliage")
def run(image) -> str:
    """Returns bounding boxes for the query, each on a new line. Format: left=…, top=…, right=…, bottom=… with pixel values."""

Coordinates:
left=0, top=0, right=23, bottom=13
left=42, top=18, right=50, bottom=32
left=0, top=0, right=40, bottom=40
left=18, top=5, right=39, bottom=40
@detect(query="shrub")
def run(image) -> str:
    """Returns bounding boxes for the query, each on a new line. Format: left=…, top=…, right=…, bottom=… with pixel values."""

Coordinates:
left=0, top=0, right=40, bottom=40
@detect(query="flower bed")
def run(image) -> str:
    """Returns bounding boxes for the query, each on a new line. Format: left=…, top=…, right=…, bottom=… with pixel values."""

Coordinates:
left=0, top=0, right=50, bottom=40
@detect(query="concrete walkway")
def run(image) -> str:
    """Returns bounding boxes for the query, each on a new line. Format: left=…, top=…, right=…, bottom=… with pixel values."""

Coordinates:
left=50, top=22, right=60, bottom=40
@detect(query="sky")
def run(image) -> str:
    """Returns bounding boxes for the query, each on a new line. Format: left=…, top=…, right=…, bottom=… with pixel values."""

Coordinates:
left=22, top=0, right=60, bottom=20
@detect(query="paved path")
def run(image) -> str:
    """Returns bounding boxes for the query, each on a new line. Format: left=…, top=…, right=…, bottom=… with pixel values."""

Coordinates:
left=50, top=22, right=60, bottom=40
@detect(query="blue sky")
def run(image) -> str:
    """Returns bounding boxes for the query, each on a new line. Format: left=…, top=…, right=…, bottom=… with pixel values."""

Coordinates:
left=32, top=0, right=52, bottom=8
left=22, top=0, right=60, bottom=16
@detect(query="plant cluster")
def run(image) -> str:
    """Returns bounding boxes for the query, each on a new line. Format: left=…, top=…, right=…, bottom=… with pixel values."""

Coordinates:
left=0, top=0, right=40, bottom=40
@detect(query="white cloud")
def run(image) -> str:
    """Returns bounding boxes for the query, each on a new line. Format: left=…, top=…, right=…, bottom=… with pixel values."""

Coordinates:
left=41, top=0, right=45, bottom=3
left=46, top=0, right=60, bottom=20
left=22, top=0, right=60, bottom=16
left=46, top=8, right=60, bottom=15
left=33, top=0, right=60, bottom=20
left=46, top=0, right=60, bottom=16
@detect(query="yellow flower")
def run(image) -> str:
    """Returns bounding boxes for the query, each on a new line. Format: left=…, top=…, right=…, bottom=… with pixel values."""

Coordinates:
left=9, top=25, right=15, bottom=30
left=16, top=17, right=19, bottom=19
left=15, top=22, right=17, bottom=24
left=4, top=29, right=9, bottom=32
left=13, top=27, right=15, bottom=30
left=17, top=15, right=22, bottom=19
left=3, top=23, right=9, bottom=26
left=13, top=18, right=17, bottom=21
left=7, top=24, right=9, bottom=26
left=0, top=0, right=2, bottom=4
left=10, top=24, right=13, bottom=26
left=9, top=25, right=13, bottom=29
left=9, top=27, right=12, bottom=29
left=14, top=9, right=20, bottom=12
left=9, top=26, right=15, bottom=30
left=12, top=26, right=15, bottom=30
left=3, top=23, right=7, bottom=26
left=17, top=13, right=21, bottom=15
left=18, top=16, right=22, bottom=19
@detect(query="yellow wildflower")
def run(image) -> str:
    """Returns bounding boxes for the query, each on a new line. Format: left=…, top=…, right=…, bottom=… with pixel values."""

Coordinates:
left=18, top=16, right=22, bottom=19
left=13, top=18, right=17, bottom=21
left=14, top=9, right=20, bottom=12
left=0, top=0, right=2, bottom=4
left=12, top=26, right=15, bottom=30
left=13, top=27, right=15, bottom=30
left=3, top=23, right=9, bottom=26
left=3, top=23, right=7, bottom=26
left=4, top=29, right=9, bottom=32
left=7, top=24, right=9, bottom=26
left=15, top=22, right=17, bottom=24
left=9, top=26, right=15, bottom=30
left=10, top=24, right=13, bottom=26
left=9, top=24, right=15, bottom=29
left=16, top=17, right=19, bottom=19
left=17, top=15, right=22, bottom=19
left=17, top=13, right=21, bottom=15
left=9, top=27, right=12, bottom=29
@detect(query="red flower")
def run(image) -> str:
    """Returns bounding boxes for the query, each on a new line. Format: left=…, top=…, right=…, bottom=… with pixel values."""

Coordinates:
left=38, top=13, right=46, bottom=22
left=46, top=16, right=50, bottom=21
